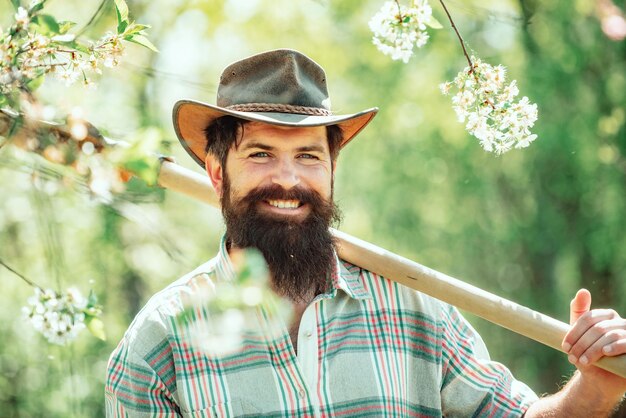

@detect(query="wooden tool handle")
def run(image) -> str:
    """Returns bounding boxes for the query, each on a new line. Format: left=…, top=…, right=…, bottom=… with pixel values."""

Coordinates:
left=158, top=160, right=626, bottom=379
left=332, top=229, right=626, bottom=379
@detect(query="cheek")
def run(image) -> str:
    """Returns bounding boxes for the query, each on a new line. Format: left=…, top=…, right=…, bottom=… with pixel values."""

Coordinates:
left=226, top=164, right=268, bottom=195
left=304, top=166, right=333, bottom=195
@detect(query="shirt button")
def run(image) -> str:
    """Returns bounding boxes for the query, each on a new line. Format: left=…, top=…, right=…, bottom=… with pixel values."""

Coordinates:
left=305, top=330, right=313, bottom=339
left=299, top=389, right=306, bottom=399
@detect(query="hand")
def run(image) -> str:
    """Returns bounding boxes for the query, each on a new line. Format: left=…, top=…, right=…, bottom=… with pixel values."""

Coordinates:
left=562, top=289, right=626, bottom=397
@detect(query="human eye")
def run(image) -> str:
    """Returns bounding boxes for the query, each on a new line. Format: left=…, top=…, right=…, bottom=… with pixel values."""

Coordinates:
left=297, top=153, right=319, bottom=160
left=249, top=151, right=270, bottom=158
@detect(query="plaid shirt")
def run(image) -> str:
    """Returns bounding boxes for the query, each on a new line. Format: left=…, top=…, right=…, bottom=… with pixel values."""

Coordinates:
left=106, top=237, right=537, bottom=417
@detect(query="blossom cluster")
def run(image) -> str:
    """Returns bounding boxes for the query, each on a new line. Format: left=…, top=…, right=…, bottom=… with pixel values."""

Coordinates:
left=0, top=1, right=161, bottom=203
left=0, top=6, right=140, bottom=95
left=440, top=56, right=538, bottom=154
left=52, top=32, right=126, bottom=88
left=369, top=0, right=434, bottom=63
left=22, top=287, right=93, bottom=345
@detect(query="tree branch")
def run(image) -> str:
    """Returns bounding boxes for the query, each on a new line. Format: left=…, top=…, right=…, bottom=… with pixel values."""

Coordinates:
left=439, top=0, right=474, bottom=70
left=0, top=259, right=44, bottom=291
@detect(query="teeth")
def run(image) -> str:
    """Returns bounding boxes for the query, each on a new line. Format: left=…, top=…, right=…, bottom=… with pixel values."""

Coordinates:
left=268, top=199, right=300, bottom=209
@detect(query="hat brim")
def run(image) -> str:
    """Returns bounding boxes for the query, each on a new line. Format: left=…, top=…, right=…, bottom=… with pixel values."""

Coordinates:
left=172, top=99, right=378, bottom=168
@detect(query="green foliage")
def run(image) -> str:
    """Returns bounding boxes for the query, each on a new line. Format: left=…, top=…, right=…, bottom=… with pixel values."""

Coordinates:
left=86, top=317, right=106, bottom=341
left=108, top=128, right=164, bottom=186
left=126, top=34, right=158, bottom=52
left=1, top=0, right=626, bottom=416
left=31, top=14, right=60, bottom=35
left=56, top=20, right=76, bottom=34
left=85, top=290, right=106, bottom=341
left=114, top=0, right=129, bottom=34
left=28, top=0, right=46, bottom=15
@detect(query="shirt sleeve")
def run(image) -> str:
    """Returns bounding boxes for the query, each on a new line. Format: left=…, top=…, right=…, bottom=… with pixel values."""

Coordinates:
left=439, top=304, right=538, bottom=417
left=105, top=337, right=181, bottom=417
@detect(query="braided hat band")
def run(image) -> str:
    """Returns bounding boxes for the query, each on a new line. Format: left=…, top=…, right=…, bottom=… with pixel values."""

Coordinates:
left=226, top=103, right=333, bottom=117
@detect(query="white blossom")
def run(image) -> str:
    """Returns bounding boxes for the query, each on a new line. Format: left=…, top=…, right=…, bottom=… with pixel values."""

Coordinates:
left=97, top=33, right=125, bottom=68
left=442, top=56, right=539, bottom=154
left=439, top=81, right=452, bottom=95
left=369, top=0, right=433, bottom=63
left=15, top=7, right=30, bottom=28
left=23, top=287, right=89, bottom=345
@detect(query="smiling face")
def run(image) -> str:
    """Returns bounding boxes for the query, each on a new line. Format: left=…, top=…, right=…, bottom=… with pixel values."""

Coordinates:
left=205, top=121, right=341, bottom=302
left=207, top=121, right=334, bottom=219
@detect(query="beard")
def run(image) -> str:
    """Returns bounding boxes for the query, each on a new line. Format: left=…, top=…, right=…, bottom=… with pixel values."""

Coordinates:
left=221, top=176, right=341, bottom=302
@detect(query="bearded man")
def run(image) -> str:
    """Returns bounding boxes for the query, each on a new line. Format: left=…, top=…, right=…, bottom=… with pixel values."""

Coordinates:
left=106, top=49, right=626, bottom=417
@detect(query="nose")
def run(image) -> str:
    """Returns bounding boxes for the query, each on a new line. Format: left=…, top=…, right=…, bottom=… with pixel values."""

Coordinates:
left=271, top=158, right=300, bottom=190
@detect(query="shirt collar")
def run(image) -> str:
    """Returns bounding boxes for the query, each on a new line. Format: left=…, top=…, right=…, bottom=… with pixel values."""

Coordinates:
left=214, top=234, right=371, bottom=301
left=330, top=252, right=372, bottom=300
left=214, top=234, right=237, bottom=282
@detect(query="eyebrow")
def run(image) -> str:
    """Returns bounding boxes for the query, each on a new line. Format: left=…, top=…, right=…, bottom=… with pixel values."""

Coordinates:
left=240, top=142, right=327, bottom=154
left=240, top=142, right=274, bottom=151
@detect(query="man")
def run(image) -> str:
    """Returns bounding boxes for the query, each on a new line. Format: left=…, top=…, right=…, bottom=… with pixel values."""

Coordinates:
left=106, top=49, right=626, bottom=417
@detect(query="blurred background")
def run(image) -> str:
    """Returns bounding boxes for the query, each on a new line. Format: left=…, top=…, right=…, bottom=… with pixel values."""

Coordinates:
left=1, top=0, right=625, bottom=416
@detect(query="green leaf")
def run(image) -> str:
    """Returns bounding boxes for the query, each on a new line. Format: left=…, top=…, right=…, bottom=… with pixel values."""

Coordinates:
left=85, top=317, right=106, bottom=341
left=123, top=158, right=159, bottom=185
left=11, top=0, right=21, bottom=11
left=57, top=20, right=76, bottom=34
left=123, top=23, right=150, bottom=36
left=32, top=14, right=60, bottom=35
left=425, top=15, right=444, bottom=29
left=26, top=75, right=45, bottom=91
left=120, top=177, right=165, bottom=203
left=114, top=0, right=129, bottom=34
left=126, top=34, right=159, bottom=52
left=7, top=115, right=23, bottom=138
left=114, top=0, right=129, bottom=21
left=87, top=289, right=99, bottom=307
left=29, top=1, right=45, bottom=14
left=117, top=19, right=128, bottom=35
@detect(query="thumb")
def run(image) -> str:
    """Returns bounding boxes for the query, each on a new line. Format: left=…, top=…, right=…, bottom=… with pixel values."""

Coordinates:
left=570, top=288, right=592, bottom=325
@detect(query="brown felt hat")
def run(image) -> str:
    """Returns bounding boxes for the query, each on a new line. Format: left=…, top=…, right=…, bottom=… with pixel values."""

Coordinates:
left=173, top=49, right=378, bottom=167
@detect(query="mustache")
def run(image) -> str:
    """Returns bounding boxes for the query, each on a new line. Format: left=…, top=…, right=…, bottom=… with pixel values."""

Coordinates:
left=239, top=184, right=325, bottom=207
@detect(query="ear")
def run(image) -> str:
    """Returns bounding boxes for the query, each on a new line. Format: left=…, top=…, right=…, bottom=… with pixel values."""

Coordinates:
left=205, top=154, right=224, bottom=197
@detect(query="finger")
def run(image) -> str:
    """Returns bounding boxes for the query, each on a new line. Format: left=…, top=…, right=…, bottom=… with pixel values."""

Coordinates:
left=570, top=288, right=592, bottom=326
left=576, top=327, right=626, bottom=366
left=562, top=309, right=619, bottom=353
left=601, top=332, right=626, bottom=357
left=567, top=318, right=626, bottom=363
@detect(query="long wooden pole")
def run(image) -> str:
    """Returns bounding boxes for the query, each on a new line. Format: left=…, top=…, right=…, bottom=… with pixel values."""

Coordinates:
left=158, top=159, right=626, bottom=379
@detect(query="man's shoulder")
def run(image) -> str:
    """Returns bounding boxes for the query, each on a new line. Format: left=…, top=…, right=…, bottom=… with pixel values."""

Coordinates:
left=337, top=258, right=447, bottom=316
left=118, top=257, right=221, bottom=346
